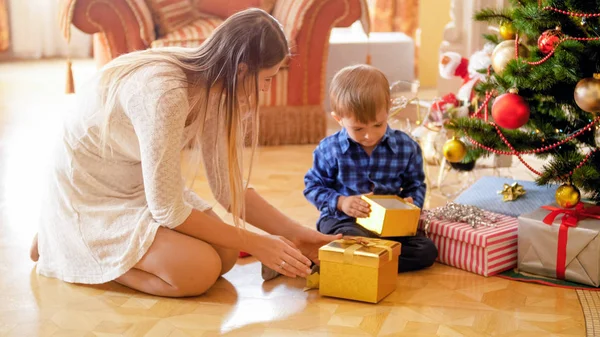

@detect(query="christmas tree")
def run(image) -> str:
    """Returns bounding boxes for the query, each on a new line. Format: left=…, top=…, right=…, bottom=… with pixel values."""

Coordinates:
left=444, top=0, right=600, bottom=207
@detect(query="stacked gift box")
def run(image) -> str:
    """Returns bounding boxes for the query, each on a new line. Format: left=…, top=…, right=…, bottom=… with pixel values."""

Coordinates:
left=517, top=203, right=600, bottom=287
left=419, top=203, right=519, bottom=277
left=453, top=176, right=559, bottom=217
left=425, top=176, right=600, bottom=287
left=315, top=195, right=419, bottom=303
left=309, top=176, right=599, bottom=305
left=414, top=176, right=558, bottom=277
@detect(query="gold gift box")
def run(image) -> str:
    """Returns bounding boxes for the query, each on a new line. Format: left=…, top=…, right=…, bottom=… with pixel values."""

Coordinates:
left=356, top=195, right=421, bottom=237
left=319, top=237, right=401, bottom=303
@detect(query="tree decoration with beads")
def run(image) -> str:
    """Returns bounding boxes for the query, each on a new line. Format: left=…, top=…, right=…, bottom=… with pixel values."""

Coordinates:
left=537, top=27, right=563, bottom=54
left=446, top=2, right=600, bottom=203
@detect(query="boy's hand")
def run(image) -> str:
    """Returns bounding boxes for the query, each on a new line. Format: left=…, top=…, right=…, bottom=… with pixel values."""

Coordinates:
left=338, top=195, right=371, bottom=218
left=404, top=197, right=414, bottom=204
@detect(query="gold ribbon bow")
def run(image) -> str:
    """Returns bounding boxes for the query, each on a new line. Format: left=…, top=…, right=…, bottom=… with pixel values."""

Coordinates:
left=304, top=236, right=395, bottom=291
left=338, top=236, right=395, bottom=263
left=498, top=182, right=526, bottom=202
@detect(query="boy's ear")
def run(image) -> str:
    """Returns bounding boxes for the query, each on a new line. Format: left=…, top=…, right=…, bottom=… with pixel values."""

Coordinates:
left=330, top=111, right=342, bottom=125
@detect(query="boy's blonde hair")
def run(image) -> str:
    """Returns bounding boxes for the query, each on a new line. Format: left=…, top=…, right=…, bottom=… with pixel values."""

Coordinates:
left=329, top=64, right=390, bottom=124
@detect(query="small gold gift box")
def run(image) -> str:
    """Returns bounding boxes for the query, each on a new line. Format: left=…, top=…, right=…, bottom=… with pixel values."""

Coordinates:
left=319, top=236, right=401, bottom=303
left=356, top=195, right=421, bottom=237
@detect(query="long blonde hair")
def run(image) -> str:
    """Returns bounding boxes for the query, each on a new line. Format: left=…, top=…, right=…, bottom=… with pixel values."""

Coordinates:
left=97, top=8, right=289, bottom=228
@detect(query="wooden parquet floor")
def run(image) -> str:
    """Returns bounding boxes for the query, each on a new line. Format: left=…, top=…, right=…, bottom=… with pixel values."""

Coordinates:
left=0, top=59, right=586, bottom=336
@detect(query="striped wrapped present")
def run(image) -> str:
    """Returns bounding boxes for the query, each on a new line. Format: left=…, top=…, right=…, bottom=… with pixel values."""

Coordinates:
left=420, top=203, right=519, bottom=277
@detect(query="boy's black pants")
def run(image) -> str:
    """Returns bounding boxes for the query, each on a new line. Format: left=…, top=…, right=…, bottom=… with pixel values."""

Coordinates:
left=318, top=216, right=438, bottom=273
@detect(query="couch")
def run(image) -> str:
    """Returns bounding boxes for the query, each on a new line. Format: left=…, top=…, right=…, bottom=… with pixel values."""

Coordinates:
left=59, top=0, right=369, bottom=145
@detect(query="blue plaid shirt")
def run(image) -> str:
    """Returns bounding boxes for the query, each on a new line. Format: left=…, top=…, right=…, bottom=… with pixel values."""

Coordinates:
left=303, top=126, right=426, bottom=222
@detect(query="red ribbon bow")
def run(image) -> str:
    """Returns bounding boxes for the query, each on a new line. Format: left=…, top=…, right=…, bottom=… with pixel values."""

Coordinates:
left=542, top=202, right=600, bottom=227
left=540, top=202, right=600, bottom=280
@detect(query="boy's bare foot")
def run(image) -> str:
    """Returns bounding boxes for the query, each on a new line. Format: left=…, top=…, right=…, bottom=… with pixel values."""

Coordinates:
left=30, top=233, right=39, bottom=262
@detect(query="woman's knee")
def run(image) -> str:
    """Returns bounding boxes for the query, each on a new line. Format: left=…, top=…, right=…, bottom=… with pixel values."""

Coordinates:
left=136, top=227, right=224, bottom=297
left=203, top=209, right=238, bottom=276
left=167, top=246, right=222, bottom=297
left=218, top=248, right=238, bottom=276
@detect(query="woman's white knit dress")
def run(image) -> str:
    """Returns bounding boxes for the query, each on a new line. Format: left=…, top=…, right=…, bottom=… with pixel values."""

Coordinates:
left=36, top=63, right=230, bottom=284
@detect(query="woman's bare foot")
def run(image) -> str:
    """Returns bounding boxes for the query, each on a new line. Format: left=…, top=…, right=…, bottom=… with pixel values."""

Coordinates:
left=30, top=233, right=39, bottom=262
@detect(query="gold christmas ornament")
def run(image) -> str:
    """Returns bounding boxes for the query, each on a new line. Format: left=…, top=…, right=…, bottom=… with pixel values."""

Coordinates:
left=574, top=74, right=600, bottom=113
left=491, top=40, right=528, bottom=74
left=443, top=137, right=467, bottom=163
left=499, top=21, right=516, bottom=40
left=498, top=182, right=526, bottom=202
left=555, top=183, right=581, bottom=208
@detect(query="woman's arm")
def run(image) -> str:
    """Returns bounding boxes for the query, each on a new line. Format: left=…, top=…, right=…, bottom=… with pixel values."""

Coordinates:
left=242, top=188, right=305, bottom=238
left=173, top=208, right=312, bottom=277
left=242, top=188, right=341, bottom=264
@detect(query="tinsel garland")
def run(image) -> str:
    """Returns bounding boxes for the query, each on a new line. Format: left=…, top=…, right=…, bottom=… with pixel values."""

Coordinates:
left=421, top=202, right=500, bottom=235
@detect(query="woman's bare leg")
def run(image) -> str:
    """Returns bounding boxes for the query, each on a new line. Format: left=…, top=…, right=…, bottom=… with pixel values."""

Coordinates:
left=204, top=209, right=239, bottom=275
left=29, top=208, right=240, bottom=297
left=27, top=228, right=232, bottom=273
left=115, top=226, right=223, bottom=297
left=30, top=233, right=39, bottom=262
left=115, top=209, right=239, bottom=297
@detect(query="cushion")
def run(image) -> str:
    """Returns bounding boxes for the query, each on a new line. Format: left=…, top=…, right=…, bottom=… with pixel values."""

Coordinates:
left=145, top=0, right=197, bottom=36
left=192, top=0, right=275, bottom=19
left=150, top=15, right=223, bottom=48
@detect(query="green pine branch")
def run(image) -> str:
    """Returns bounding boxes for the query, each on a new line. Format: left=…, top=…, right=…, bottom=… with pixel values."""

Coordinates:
left=482, top=34, right=500, bottom=45
left=474, top=8, right=513, bottom=24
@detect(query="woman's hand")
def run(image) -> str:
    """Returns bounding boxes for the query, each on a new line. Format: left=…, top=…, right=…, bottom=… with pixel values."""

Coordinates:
left=291, top=227, right=342, bottom=265
left=245, top=233, right=312, bottom=278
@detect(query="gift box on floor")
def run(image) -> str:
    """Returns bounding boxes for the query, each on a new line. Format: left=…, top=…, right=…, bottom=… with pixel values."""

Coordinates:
left=518, top=203, right=600, bottom=287
left=454, top=176, right=558, bottom=217
left=318, top=236, right=401, bottom=303
left=419, top=203, right=519, bottom=276
left=356, top=195, right=421, bottom=237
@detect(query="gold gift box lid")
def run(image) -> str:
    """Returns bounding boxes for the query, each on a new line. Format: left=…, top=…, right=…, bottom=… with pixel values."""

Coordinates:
left=319, top=237, right=401, bottom=268
left=356, top=195, right=421, bottom=237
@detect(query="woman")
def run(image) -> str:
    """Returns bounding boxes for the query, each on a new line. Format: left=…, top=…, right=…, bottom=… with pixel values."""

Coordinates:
left=30, top=8, right=339, bottom=297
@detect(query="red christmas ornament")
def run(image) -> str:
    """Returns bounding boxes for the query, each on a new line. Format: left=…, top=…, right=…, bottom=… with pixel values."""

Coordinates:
left=492, top=89, right=530, bottom=129
left=538, top=27, right=563, bottom=54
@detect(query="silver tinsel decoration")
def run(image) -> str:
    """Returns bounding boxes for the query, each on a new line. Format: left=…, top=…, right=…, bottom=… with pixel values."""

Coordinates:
left=421, top=202, right=499, bottom=236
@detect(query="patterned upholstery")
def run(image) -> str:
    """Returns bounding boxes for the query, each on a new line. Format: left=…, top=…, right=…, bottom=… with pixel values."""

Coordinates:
left=59, top=0, right=156, bottom=46
left=58, top=0, right=368, bottom=145
left=151, top=15, right=223, bottom=48
left=273, top=0, right=369, bottom=44
left=271, top=0, right=315, bottom=45
left=191, top=0, right=275, bottom=19
left=144, top=0, right=197, bottom=35
left=151, top=1, right=330, bottom=53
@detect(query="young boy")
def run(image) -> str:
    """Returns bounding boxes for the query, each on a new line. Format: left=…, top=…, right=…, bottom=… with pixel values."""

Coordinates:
left=304, top=64, right=438, bottom=273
